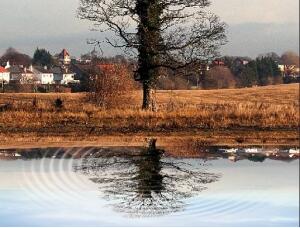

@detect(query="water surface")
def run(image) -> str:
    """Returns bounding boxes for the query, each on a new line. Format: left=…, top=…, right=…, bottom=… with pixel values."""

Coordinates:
left=0, top=147, right=299, bottom=227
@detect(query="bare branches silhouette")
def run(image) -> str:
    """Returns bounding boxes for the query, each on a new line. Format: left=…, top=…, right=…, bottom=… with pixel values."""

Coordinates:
left=75, top=150, right=220, bottom=217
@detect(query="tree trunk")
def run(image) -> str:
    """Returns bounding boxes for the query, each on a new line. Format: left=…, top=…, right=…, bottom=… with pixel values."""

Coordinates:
left=136, top=0, right=162, bottom=111
left=142, top=81, right=156, bottom=111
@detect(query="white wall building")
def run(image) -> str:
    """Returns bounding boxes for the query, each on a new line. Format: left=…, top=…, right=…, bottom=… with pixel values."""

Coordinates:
left=60, top=72, right=77, bottom=84
left=0, top=67, right=10, bottom=83
left=33, top=67, right=54, bottom=84
left=8, top=66, right=36, bottom=84
left=53, top=67, right=77, bottom=84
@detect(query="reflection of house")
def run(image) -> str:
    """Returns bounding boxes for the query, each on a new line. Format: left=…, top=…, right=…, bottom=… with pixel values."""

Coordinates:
left=0, top=151, right=22, bottom=160
left=0, top=66, right=10, bottom=83
left=218, top=147, right=299, bottom=163
left=32, top=66, right=54, bottom=84
left=58, top=49, right=71, bottom=65
left=52, top=66, right=78, bottom=84
left=8, top=66, right=35, bottom=84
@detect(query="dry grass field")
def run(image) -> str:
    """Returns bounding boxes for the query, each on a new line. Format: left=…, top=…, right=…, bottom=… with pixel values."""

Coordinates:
left=1, top=83, right=298, bottom=106
left=0, top=84, right=299, bottom=148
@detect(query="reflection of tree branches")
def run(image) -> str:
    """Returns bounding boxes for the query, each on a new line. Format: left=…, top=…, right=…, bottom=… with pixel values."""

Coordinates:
left=74, top=152, right=220, bottom=217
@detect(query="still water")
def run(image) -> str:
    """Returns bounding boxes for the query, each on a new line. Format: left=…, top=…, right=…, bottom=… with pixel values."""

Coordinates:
left=0, top=147, right=299, bottom=227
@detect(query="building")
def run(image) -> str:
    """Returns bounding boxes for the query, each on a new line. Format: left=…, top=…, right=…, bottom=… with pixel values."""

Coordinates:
left=0, top=66, right=10, bottom=84
left=8, top=65, right=35, bottom=84
left=33, top=66, right=55, bottom=84
left=58, top=49, right=71, bottom=65
left=52, top=66, right=78, bottom=84
left=278, top=64, right=300, bottom=78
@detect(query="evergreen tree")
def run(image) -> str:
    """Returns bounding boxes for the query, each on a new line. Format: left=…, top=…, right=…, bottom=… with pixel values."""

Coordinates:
left=33, top=48, right=54, bottom=67
left=256, top=57, right=281, bottom=86
left=238, top=61, right=258, bottom=87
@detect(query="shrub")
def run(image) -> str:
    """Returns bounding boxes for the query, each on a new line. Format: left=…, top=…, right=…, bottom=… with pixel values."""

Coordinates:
left=54, top=98, right=64, bottom=110
left=204, top=66, right=236, bottom=89
left=87, top=64, right=137, bottom=108
left=32, top=97, right=38, bottom=108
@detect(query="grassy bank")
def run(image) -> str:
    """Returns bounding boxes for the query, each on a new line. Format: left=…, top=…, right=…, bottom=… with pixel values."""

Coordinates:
left=0, top=84, right=299, bottom=147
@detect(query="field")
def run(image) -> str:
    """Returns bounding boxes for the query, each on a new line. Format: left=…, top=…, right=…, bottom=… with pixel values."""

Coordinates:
left=0, top=84, right=299, bottom=148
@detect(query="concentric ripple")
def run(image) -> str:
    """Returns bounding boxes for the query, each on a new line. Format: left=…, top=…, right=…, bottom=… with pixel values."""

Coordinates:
left=21, top=147, right=100, bottom=209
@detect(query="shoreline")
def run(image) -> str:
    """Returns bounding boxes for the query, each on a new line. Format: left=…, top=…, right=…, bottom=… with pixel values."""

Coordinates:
left=1, top=129, right=299, bottom=150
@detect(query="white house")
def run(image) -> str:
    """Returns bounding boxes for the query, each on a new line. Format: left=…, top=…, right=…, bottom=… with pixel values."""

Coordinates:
left=33, top=66, right=55, bottom=84
left=52, top=67, right=78, bottom=84
left=8, top=65, right=36, bottom=84
left=0, top=66, right=10, bottom=83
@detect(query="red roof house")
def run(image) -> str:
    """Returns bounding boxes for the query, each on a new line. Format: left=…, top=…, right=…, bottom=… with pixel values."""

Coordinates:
left=0, top=66, right=8, bottom=73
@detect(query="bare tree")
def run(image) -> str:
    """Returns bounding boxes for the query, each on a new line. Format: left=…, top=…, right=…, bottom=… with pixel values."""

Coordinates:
left=78, top=0, right=227, bottom=110
left=281, top=51, right=300, bottom=67
left=87, top=63, right=137, bottom=108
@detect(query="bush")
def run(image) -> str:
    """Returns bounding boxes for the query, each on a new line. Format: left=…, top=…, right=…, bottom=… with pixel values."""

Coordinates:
left=204, top=66, right=236, bottom=89
left=87, top=64, right=137, bottom=108
left=54, top=98, right=64, bottom=110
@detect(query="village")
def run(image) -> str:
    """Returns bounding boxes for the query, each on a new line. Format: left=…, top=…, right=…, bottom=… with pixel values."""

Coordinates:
left=0, top=49, right=81, bottom=87
left=0, top=48, right=299, bottom=93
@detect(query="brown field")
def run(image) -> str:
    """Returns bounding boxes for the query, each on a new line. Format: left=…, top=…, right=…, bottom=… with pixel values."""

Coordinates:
left=0, top=83, right=299, bottom=148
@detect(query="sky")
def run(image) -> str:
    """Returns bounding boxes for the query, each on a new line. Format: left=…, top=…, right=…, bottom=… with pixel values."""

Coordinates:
left=0, top=0, right=299, bottom=58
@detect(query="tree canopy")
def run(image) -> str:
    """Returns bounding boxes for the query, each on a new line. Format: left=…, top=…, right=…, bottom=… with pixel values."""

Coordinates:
left=78, top=0, right=227, bottom=110
left=33, top=48, right=54, bottom=67
left=0, top=47, right=32, bottom=66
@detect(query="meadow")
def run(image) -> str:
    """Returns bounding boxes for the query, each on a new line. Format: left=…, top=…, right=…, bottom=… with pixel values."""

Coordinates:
left=0, top=84, right=299, bottom=148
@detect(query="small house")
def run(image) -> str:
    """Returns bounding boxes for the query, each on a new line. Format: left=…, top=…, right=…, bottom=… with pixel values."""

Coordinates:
left=0, top=66, right=10, bottom=83
left=53, top=66, right=78, bottom=84
left=9, top=65, right=35, bottom=84
left=33, top=66, right=54, bottom=84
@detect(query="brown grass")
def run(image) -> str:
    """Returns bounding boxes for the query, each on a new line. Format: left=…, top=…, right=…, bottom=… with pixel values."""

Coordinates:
left=0, top=84, right=299, bottom=148
left=1, top=83, right=298, bottom=106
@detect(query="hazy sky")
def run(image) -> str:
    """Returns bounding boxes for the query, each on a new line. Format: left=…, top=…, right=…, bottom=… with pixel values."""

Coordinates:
left=0, top=0, right=299, bottom=58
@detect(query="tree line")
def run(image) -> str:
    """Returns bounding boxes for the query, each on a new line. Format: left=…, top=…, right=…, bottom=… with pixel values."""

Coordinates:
left=0, top=47, right=59, bottom=68
left=156, top=51, right=299, bottom=90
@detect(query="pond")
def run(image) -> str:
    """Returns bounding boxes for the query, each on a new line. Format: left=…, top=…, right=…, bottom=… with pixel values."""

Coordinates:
left=0, top=146, right=299, bottom=227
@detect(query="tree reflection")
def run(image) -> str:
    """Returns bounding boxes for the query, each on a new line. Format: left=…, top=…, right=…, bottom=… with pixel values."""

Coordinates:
left=75, top=149, right=220, bottom=217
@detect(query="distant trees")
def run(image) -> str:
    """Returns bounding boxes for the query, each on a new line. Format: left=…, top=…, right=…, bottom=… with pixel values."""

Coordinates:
left=258, top=52, right=281, bottom=63
left=153, top=53, right=288, bottom=90
left=80, top=49, right=100, bottom=62
left=0, top=47, right=32, bottom=66
left=281, top=51, right=300, bottom=67
left=33, top=48, right=54, bottom=67
left=237, top=63, right=258, bottom=87
left=255, top=56, right=281, bottom=85
left=223, top=56, right=282, bottom=87
left=204, top=66, right=236, bottom=89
